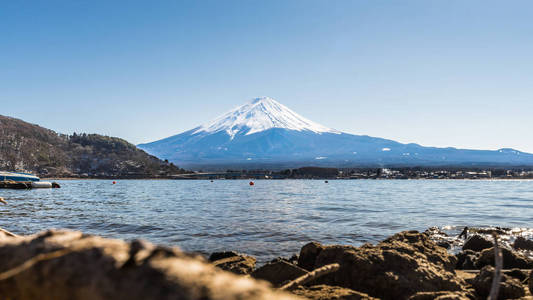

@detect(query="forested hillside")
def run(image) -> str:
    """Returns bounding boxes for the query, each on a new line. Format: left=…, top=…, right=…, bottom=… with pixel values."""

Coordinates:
left=0, top=115, right=188, bottom=178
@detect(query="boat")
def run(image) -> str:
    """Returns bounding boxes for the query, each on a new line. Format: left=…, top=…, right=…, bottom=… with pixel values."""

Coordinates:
left=0, top=171, right=40, bottom=182
left=0, top=171, right=60, bottom=189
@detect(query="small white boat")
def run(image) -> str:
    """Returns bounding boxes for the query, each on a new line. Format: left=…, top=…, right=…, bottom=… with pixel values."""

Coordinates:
left=0, top=171, right=60, bottom=189
left=0, top=171, right=40, bottom=182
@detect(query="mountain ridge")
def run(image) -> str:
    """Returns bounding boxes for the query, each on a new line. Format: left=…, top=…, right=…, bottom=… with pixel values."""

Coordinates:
left=138, top=97, right=533, bottom=170
left=192, top=96, right=340, bottom=138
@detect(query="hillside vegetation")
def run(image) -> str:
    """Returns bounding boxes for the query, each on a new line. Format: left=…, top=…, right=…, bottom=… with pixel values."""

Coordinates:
left=0, top=115, right=187, bottom=178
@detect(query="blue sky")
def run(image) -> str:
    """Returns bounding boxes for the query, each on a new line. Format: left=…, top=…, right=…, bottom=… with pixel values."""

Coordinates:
left=2, top=1, right=533, bottom=152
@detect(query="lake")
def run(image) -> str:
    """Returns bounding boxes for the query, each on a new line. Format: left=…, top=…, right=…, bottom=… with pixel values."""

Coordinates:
left=1, top=179, right=532, bottom=262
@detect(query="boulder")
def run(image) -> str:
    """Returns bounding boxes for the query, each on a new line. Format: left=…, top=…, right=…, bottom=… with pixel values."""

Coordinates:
left=292, top=285, right=377, bottom=300
left=472, top=266, right=525, bottom=299
left=455, top=250, right=478, bottom=270
left=0, top=229, right=299, bottom=300
left=306, top=231, right=466, bottom=300
left=209, top=251, right=240, bottom=262
left=513, top=236, right=533, bottom=251
left=298, top=242, right=326, bottom=271
left=211, top=253, right=256, bottom=275
left=475, top=247, right=533, bottom=269
left=504, top=268, right=528, bottom=281
left=462, top=235, right=493, bottom=252
left=252, top=259, right=308, bottom=287
left=437, top=241, right=451, bottom=249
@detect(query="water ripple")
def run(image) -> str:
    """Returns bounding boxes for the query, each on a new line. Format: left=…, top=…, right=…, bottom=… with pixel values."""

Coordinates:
left=1, top=179, right=532, bottom=263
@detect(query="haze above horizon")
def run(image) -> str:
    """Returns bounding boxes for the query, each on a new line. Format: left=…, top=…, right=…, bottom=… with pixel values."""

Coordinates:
left=2, top=1, right=533, bottom=153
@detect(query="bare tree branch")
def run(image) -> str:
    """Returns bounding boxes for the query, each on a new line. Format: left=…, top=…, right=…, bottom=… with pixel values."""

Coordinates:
left=488, top=233, right=503, bottom=300
left=280, top=263, right=340, bottom=291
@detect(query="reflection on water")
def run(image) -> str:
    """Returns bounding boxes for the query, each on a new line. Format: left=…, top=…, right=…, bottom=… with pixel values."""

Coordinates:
left=1, top=179, right=532, bottom=262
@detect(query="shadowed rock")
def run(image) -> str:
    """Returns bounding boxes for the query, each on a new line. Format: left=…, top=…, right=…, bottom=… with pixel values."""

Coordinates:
left=209, top=251, right=240, bottom=262
left=0, top=230, right=300, bottom=300
left=462, top=235, right=493, bottom=252
left=210, top=253, right=256, bottom=275
left=504, top=268, right=529, bottom=281
left=298, top=242, right=325, bottom=271
left=513, top=236, right=533, bottom=251
left=299, top=231, right=466, bottom=300
left=475, top=247, right=533, bottom=269
left=252, top=259, right=308, bottom=287
left=472, top=266, right=525, bottom=299
left=455, top=250, right=479, bottom=270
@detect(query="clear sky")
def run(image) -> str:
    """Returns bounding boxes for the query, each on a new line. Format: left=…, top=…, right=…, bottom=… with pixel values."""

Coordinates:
left=2, top=1, right=533, bottom=152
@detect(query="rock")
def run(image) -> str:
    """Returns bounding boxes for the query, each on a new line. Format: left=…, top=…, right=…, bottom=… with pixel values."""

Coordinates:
left=309, top=231, right=466, bottom=300
left=298, top=242, right=325, bottom=271
left=408, top=291, right=473, bottom=300
left=455, top=270, right=476, bottom=286
left=462, top=235, right=493, bottom=252
left=209, top=251, right=239, bottom=262
left=472, top=266, right=525, bottom=299
left=513, top=236, right=533, bottom=251
left=287, top=254, right=299, bottom=265
left=475, top=247, right=533, bottom=269
left=292, top=285, right=378, bottom=300
left=0, top=229, right=299, bottom=300
left=211, top=253, right=257, bottom=275
left=252, top=259, right=308, bottom=287
left=437, top=241, right=451, bottom=249
left=504, top=268, right=528, bottom=281
left=455, top=250, right=478, bottom=270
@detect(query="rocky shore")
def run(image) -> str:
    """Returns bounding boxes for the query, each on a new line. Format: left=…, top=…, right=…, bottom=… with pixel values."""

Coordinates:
left=0, top=228, right=532, bottom=299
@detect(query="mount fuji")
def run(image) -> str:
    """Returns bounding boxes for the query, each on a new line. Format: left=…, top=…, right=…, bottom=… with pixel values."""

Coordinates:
left=138, top=97, right=533, bottom=170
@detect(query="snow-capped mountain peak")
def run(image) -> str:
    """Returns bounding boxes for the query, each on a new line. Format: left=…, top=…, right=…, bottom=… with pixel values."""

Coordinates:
left=192, top=97, right=340, bottom=138
left=138, top=96, right=533, bottom=169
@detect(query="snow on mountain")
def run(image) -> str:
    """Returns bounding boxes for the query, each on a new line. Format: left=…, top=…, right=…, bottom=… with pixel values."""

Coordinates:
left=192, top=97, right=340, bottom=139
left=138, top=97, right=533, bottom=170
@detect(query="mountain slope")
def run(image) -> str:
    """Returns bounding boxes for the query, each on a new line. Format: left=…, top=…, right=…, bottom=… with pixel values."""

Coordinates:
left=138, top=97, right=533, bottom=170
left=0, top=115, right=187, bottom=177
left=192, top=97, right=339, bottom=138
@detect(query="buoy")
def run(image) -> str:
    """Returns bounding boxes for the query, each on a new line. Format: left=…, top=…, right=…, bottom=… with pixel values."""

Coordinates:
left=325, top=180, right=329, bottom=183
left=112, top=181, right=116, bottom=185
left=249, top=181, right=254, bottom=186
left=210, top=180, right=214, bottom=182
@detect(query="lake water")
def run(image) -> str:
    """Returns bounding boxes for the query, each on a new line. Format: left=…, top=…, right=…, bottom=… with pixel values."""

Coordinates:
left=1, top=179, right=532, bottom=262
